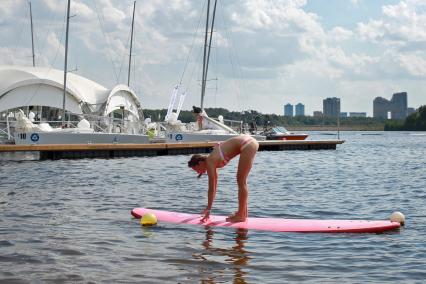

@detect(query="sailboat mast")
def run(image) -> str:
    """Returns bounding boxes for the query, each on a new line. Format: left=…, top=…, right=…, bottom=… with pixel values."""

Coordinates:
left=128, top=1, right=136, bottom=87
left=200, top=0, right=211, bottom=110
left=204, top=0, right=217, bottom=95
left=29, top=2, right=35, bottom=67
left=62, top=0, right=71, bottom=126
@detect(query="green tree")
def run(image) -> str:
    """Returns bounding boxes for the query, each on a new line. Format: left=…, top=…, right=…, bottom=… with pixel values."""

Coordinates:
left=142, top=107, right=386, bottom=129
left=403, top=105, right=426, bottom=131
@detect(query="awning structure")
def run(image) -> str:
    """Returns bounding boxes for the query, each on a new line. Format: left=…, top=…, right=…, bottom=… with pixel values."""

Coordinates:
left=0, top=65, right=144, bottom=120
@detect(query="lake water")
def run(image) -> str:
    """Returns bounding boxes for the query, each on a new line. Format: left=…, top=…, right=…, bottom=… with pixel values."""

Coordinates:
left=1, top=131, right=425, bottom=283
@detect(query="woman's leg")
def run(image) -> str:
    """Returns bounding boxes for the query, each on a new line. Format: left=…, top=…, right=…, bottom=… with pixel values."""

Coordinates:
left=227, top=141, right=259, bottom=222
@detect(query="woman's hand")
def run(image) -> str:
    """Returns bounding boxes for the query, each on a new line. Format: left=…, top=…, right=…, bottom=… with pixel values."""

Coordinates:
left=201, top=208, right=211, bottom=222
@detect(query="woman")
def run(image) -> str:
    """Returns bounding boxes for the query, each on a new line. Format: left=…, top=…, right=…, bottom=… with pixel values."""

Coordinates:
left=187, top=135, right=259, bottom=222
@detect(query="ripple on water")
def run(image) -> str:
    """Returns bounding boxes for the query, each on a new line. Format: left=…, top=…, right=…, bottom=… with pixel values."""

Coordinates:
left=0, top=132, right=425, bottom=283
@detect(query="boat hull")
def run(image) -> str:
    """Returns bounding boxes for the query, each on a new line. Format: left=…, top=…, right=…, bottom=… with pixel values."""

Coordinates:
left=14, top=131, right=149, bottom=145
left=266, top=134, right=308, bottom=140
left=166, top=132, right=265, bottom=143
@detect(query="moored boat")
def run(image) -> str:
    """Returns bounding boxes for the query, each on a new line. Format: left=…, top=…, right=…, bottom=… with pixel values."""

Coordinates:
left=161, top=0, right=265, bottom=143
left=262, top=126, right=308, bottom=140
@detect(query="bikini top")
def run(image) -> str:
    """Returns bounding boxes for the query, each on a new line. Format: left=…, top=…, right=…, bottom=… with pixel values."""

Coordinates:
left=216, top=142, right=230, bottom=167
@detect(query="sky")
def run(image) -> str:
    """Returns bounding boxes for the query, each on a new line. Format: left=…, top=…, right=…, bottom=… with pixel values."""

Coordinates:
left=1, top=0, right=426, bottom=116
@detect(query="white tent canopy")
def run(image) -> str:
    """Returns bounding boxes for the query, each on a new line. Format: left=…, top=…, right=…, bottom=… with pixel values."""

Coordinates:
left=0, top=65, right=143, bottom=119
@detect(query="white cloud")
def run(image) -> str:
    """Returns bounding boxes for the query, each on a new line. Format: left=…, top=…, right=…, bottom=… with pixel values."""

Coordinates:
left=42, top=0, right=63, bottom=13
left=353, top=0, right=426, bottom=83
left=397, top=53, right=426, bottom=76
left=357, top=20, right=386, bottom=41
left=0, top=47, right=28, bottom=65
left=1, top=0, right=426, bottom=115
left=328, top=27, right=353, bottom=41
left=46, top=32, right=64, bottom=57
left=42, top=0, right=93, bottom=18
left=358, top=1, right=426, bottom=45
left=72, top=1, right=95, bottom=20
left=102, top=6, right=126, bottom=23
left=0, top=0, right=21, bottom=18
left=230, top=0, right=322, bottom=36
left=351, top=0, right=360, bottom=6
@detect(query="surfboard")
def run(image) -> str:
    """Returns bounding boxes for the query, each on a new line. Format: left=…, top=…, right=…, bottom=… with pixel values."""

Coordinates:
left=131, top=208, right=401, bottom=233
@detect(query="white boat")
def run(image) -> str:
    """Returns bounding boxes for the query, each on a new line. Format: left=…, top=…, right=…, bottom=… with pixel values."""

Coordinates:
left=163, top=0, right=265, bottom=143
left=164, top=113, right=259, bottom=142
left=9, top=1, right=149, bottom=145
left=15, top=131, right=149, bottom=145
left=13, top=110, right=149, bottom=145
left=261, top=126, right=309, bottom=141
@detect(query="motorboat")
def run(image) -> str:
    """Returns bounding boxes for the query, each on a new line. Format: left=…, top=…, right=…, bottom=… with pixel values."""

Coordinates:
left=261, top=126, right=308, bottom=140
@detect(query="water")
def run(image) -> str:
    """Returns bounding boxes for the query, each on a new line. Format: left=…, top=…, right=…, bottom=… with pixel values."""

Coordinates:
left=1, top=131, right=425, bottom=283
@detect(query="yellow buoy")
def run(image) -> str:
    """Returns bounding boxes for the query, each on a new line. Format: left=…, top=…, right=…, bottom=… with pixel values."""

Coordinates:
left=140, top=213, right=157, bottom=226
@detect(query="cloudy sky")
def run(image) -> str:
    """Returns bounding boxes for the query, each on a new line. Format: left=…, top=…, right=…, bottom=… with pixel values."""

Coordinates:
left=1, top=0, right=425, bottom=116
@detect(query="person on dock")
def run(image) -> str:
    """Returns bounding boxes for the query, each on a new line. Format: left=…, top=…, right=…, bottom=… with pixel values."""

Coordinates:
left=192, top=106, right=203, bottom=130
left=187, top=135, right=259, bottom=223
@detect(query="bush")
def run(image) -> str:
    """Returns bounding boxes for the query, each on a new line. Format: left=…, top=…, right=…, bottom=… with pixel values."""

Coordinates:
left=384, top=105, right=426, bottom=131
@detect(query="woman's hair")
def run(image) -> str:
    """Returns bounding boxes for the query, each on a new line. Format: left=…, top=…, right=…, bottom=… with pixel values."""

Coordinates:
left=188, top=154, right=207, bottom=167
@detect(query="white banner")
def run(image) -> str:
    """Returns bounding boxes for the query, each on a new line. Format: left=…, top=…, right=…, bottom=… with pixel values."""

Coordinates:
left=175, top=91, right=186, bottom=118
left=165, top=85, right=179, bottom=121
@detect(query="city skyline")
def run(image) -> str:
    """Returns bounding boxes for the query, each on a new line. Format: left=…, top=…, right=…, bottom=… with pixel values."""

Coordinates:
left=1, top=1, right=426, bottom=116
left=284, top=90, right=416, bottom=117
left=284, top=89, right=418, bottom=118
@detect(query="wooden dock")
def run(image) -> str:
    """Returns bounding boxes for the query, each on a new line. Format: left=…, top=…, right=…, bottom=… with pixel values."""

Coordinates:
left=0, top=140, right=344, bottom=160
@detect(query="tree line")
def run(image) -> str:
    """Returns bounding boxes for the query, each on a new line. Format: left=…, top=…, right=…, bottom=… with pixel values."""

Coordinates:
left=143, top=107, right=387, bottom=129
left=385, top=105, right=426, bottom=131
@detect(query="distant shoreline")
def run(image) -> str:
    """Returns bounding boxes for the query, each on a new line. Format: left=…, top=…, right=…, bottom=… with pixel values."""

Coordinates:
left=286, top=125, right=384, bottom=131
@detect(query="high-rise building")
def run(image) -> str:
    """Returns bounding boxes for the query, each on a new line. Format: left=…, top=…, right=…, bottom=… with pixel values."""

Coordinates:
left=323, top=97, right=341, bottom=117
left=392, top=92, right=408, bottom=119
left=313, top=111, right=323, bottom=118
left=373, top=92, right=408, bottom=119
left=373, top=97, right=389, bottom=119
left=295, top=103, right=305, bottom=116
left=284, top=103, right=293, bottom=117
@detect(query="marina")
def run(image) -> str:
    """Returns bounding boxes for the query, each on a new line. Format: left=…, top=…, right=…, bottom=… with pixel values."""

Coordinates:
left=0, top=139, right=343, bottom=160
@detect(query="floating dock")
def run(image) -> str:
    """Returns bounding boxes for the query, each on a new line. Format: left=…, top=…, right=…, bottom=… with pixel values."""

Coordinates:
left=0, top=140, right=344, bottom=160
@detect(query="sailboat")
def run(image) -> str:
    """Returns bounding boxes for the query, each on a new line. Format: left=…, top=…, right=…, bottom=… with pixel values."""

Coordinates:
left=163, top=0, right=265, bottom=143
left=12, top=0, right=149, bottom=145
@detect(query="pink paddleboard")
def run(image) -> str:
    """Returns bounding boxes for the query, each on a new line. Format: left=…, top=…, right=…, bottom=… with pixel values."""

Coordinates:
left=131, top=208, right=401, bottom=233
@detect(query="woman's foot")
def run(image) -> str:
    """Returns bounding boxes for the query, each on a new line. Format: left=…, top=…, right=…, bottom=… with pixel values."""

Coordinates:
left=226, top=212, right=247, bottom=223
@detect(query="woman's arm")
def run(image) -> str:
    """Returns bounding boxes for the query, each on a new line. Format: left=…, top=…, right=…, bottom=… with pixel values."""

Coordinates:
left=206, top=164, right=217, bottom=210
left=201, top=162, right=217, bottom=221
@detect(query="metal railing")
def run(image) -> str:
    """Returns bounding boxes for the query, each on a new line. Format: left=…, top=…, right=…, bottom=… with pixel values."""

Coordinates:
left=0, top=111, right=147, bottom=143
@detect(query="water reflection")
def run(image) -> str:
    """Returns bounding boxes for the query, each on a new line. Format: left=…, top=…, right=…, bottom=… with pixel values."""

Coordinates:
left=139, top=226, right=154, bottom=238
left=198, top=227, right=250, bottom=284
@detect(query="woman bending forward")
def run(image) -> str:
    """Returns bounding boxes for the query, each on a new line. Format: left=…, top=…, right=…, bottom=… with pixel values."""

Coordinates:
left=188, top=135, right=259, bottom=222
